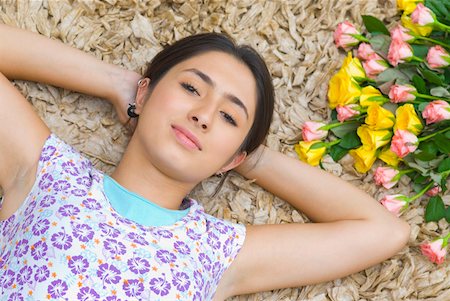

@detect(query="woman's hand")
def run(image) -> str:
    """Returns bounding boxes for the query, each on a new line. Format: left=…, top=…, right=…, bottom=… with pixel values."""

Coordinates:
left=234, top=144, right=268, bottom=178
left=109, top=69, right=143, bottom=125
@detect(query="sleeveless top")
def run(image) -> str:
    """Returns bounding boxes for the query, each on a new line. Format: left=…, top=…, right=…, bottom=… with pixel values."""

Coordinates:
left=0, top=134, right=246, bottom=301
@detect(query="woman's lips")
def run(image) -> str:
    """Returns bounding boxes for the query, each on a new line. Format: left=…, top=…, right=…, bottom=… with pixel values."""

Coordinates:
left=171, top=125, right=202, bottom=151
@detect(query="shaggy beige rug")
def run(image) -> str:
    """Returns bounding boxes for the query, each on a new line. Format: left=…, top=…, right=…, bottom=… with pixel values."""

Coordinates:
left=1, top=0, right=449, bottom=300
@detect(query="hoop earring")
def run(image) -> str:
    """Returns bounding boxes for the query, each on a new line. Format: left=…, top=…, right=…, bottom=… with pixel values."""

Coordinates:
left=127, top=103, right=139, bottom=118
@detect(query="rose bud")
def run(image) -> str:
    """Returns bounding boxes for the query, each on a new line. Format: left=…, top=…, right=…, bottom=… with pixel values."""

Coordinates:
left=422, top=100, right=450, bottom=125
left=374, top=167, right=400, bottom=189
left=421, top=239, right=447, bottom=264
left=426, top=185, right=442, bottom=197
left=362, top=53, right=389, bottom=78
left=334, top=21, right=362, bottom=51
left=379, top=194, right=409, bottom=217
left=426, top=45, right=450, bottom=69
left=357, top=43, right=376, bottom=60
left=390, top=129, right=418, bottom=158
left=390, top=24, right=415, bottom=42
left=388, top=84, right=416, bottom=103
left=301, top=121, right=328, bottom=142
left=411, top=3, right=436, bottom=26
left=387, top=36, right=414, bottom=66
left=336, top=104, right=360, bottom=122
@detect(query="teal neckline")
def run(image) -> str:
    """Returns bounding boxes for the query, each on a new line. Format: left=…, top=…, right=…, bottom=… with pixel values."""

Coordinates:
left=102, top=175, right=190, bottom=227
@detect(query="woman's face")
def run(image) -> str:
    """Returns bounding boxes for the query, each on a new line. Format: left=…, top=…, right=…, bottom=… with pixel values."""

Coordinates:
left=133, top=51, right=257, bottom=184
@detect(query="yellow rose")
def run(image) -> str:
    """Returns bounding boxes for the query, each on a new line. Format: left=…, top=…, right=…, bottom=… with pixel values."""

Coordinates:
left=397, top=0, right=423, bottom=14
left=327, top=70, right=362, bottom=109
left=365, top=103, right=395, bottom=130
left=349, top=145, right=377, bottom=173
left=401, top=13, right=433, bottom=36
left=378, top=146, right=400, bottom=167
left=359, top=86, right=388, bottom=107
left=340, top=52, right=366, bottom=81
left=357, top=125, right=392, bottom=149
left=294, top=141, right=327, bottom=166
left=394, top=103, right=423, bottom=135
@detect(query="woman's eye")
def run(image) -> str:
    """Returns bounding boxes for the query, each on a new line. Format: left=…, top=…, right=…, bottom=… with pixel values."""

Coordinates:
left=181, top=82, right=200, bottom=96
left=221, top=111, right=237, bottom=126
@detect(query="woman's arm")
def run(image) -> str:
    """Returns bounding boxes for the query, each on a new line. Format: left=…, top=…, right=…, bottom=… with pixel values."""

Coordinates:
left=0, top=24, right=141, bottom=123
left=215, top=147, right=410, bottom=298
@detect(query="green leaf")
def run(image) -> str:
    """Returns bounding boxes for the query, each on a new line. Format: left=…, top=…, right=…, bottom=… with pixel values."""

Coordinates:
left=430, top=87, right=450, bottom=98
left=339, top=131, right=362, bottom=149
left=438, top=158, right=450, bottom=173
left=416, top=140, right=438, bottom=161
left=369, top=35, right=391, bottom=56
left=412, top=75, right=427, bottom=94
left=434, top=133, right=450, bottom=153
left=420, top=69, right=444, bottom=85
left=377, top=69, right=410, bottom=84
left=362, top=15, right=390, bottom=35
left=411, top=45, right=430, bottom=59
left=425, top=196, right=446, bottom=222
left=329, top=145, right=348, bottom=162
left=445, top=207, right=450, bottom=223
left=330, top=122, right=360, bottom=138
left=331, top=109, right=338, bottom=122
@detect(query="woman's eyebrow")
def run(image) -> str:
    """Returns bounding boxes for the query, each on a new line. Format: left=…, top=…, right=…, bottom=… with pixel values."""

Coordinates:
left=183, top=68, right=249, bottom=120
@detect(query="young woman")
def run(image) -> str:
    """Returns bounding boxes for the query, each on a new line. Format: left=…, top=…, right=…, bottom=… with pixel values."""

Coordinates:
left=0, top=24, right=410, bottom=300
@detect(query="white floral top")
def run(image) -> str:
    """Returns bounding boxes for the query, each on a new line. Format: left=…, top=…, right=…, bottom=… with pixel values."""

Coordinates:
left=0, top=134, right=246, bottom=301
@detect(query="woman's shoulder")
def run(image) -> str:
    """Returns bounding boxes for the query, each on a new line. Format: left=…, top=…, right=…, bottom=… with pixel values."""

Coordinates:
left=0, top=133, right=97, bottom=220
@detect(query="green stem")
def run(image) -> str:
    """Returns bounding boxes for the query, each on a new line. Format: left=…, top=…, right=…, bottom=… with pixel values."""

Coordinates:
left=409, top=181, right=435, bottom=202
left=320, top=120, right=359, bottom=130
left=327, top=139, right=341, bottom=148
left=418, top=127, right=450, bottom=142
left=435, top=21, right=450, bottom=33
left=443, top=232, right=450, bottom=247
left=410, top=55, right=424, bottom=63
left=393, top=168, right=415, bottom=181
left=414, top=35, right=450, bottom=50
left=414, top=93, right=450, bottom=101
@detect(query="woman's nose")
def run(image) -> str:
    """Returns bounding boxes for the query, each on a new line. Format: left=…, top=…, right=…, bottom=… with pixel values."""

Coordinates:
left=188, top=103, right=215, bottom=131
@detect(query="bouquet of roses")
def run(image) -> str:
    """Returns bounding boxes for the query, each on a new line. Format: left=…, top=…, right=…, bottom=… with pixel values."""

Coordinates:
left=296, top=0, right=450, bottom=264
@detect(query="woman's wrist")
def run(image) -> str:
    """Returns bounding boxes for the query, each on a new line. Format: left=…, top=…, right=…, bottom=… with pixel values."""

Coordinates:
left=107, top=67, right=142, bottom=124
left=234, top=145, right=269, bottom=179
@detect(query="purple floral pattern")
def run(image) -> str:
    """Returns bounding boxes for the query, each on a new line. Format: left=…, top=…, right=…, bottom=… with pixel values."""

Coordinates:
left=0, top=133, right=246, bottom=300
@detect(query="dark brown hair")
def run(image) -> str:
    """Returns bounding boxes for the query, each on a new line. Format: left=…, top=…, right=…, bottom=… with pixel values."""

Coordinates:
left=142, top=32, right=274, bottom=155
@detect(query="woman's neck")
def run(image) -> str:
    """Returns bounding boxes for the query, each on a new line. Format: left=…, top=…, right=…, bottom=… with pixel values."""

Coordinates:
left=111, top=136, right=194, bottom=210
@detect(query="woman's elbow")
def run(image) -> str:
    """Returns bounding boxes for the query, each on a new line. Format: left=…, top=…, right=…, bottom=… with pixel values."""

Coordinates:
left=384, top=218, right=411, bottom=253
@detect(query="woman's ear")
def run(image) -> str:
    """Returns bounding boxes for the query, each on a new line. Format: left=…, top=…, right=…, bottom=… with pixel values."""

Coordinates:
left=134, top=78, right=151, bottom=114
left=217, top=151, right=247, bottom=174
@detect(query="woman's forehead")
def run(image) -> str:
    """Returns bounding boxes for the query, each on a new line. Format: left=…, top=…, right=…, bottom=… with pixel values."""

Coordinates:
left=170, top=51, right=258, bottom=111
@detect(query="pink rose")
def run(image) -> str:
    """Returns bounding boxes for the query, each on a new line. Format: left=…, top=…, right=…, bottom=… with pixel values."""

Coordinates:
left=357, top=43, right=376, bottom=60
left=374, top=167, right=400, bottom=189
left=426, top=185, right=442, bottom=197
left=334, top=21, right=361, bottom=51
left=411, top=3, right=435, bottom=26
left=421, top=239, right=447, bottom=264
left=336, top=104, right=360, bottom=122
left=426, top=46, right=450, bottom=69
left=390, top=129, right=418, bottom=158
left=362, top=53, right=389, bottom=78
left=390, top=24, right=414, bottom=42
left=387, top=36, right=413, bottom=66
left=388, top=84, right=417, bottom=103
left=422, top=100, right=450, bottom=124
left=302, top=121, right=328, bottom=142
left=379, top=194, right=408, bottom=217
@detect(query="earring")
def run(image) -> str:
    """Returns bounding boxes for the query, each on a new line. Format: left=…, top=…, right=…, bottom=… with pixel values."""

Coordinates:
left=127, top=103, right=139, bottom=118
